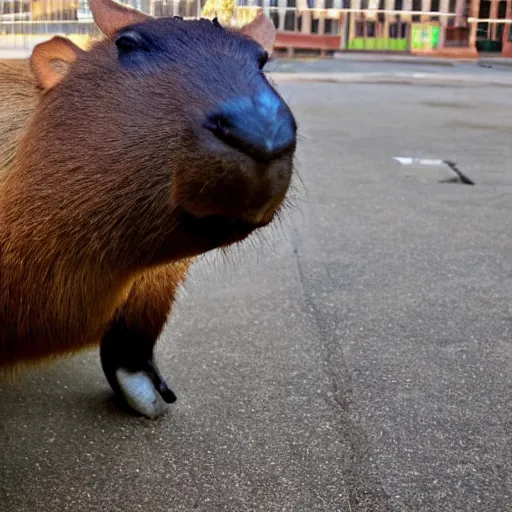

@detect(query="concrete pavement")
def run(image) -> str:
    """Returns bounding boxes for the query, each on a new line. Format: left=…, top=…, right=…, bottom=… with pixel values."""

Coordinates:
left=3, top=72, right=512, bottom=511
left=269, top=70, right=512, bottom=87
left=266, top=56, right=512, bottom=87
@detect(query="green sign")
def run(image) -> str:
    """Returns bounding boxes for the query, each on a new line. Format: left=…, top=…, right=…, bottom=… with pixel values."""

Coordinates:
left=411, top=23, right=440, bottom=51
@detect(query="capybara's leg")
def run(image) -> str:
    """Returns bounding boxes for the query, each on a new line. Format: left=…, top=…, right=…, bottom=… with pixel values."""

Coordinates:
left=100, top=261, right=191, bottom=418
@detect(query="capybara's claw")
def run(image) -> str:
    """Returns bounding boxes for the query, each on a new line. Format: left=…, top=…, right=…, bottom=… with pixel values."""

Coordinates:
left=146, top=360, right=177, bottom=404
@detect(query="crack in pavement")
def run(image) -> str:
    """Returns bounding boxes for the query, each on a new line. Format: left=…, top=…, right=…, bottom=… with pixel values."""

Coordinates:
left=291, top=236, right=394, bottom=512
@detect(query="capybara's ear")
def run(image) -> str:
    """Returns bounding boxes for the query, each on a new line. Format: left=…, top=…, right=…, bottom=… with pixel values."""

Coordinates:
left=89, top=0, right=152, bottom=38
left=238, top=13, right=277, bottom=54
left=29, top=36, right=84, bottom=92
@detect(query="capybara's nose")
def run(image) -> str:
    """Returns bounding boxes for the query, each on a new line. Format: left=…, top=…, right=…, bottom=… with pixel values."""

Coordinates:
left=204, top=90, right=297, bottom=163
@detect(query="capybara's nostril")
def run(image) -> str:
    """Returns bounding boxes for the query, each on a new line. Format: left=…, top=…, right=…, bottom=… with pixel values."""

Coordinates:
left=205, top=90, right=297, bottom=163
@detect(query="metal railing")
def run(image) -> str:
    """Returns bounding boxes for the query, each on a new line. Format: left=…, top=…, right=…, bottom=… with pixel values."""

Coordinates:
left=0, top=1, right=510, bottom=54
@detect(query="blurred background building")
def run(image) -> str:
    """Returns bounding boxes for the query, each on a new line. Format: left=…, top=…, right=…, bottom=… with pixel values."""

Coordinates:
left=1, top=0, right=512, bottom=57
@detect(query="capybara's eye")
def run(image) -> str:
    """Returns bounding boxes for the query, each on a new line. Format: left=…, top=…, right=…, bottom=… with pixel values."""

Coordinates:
left=258, top=50, right=269, bottom=70
left=115, top=31, right=148, bottom=54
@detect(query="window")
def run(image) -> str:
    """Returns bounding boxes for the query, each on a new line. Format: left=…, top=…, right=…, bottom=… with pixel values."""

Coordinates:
left=269, top=0, right=279, bottom=27
left=431, top=0, right=439, bottom=11
left=312, top=18, right=320, bottom=33
left=479, top=0, right=490, bottom=19
left=0, top=0, right=30, bottom=14
left=284, top=12, right=296, bottom=30
left=499, top=0, right=507, bottom=18
left=394, top=0, right=403, bottom=10
left=497, top=24, right=504, bottom=40
left=366, top=20, right=375, bottom=36
left=325, top=19, right=339, bottom=33
left=389, top=22, right=408, bottom=39
left=378, top=0, right=385, bottom=22
left=412, top=0, right=421, bottom=21
left=284, top=0, right=296, bottom=31
left=477, top=21, right=489, bottom=39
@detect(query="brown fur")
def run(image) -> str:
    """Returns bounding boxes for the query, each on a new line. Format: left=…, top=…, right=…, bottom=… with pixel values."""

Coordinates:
left=0, top=60, right=38, bottom=182
left=0, top=62, right=194, bottom=371
left=0, top=10, right=294, bottom=374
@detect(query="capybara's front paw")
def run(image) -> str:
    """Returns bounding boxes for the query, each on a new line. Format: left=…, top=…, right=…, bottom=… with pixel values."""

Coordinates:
left=100, top=329, right=176, bottom=419
left=114, top=364, right=176, bottom=419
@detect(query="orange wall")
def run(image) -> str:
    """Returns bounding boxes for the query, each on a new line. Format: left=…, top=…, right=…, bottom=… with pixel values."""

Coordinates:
left=502, top=0, right=512, bottom=56
left=274, top=32, right=342, bottom=51
left=503, top=31, right=512, bottom=57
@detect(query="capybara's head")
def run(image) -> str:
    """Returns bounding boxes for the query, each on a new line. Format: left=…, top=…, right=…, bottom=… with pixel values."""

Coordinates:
left=24, top=2, right=296, bottom=265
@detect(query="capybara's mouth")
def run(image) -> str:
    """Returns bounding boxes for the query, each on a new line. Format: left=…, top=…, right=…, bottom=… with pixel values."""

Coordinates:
left=179, top=210, right=271, bottom=247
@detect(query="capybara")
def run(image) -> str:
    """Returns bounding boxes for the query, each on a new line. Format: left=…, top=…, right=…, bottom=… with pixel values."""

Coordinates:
left=0, top=3, right=297, bottom=418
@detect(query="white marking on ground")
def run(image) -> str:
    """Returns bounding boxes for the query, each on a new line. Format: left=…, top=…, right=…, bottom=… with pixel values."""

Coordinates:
left=393, top=157, right=445, bottom=167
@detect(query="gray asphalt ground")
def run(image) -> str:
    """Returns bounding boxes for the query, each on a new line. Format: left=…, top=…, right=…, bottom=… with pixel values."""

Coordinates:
left=265, top=56, right=512, bottom=87
left=3, top=66, right=512, bottom=511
